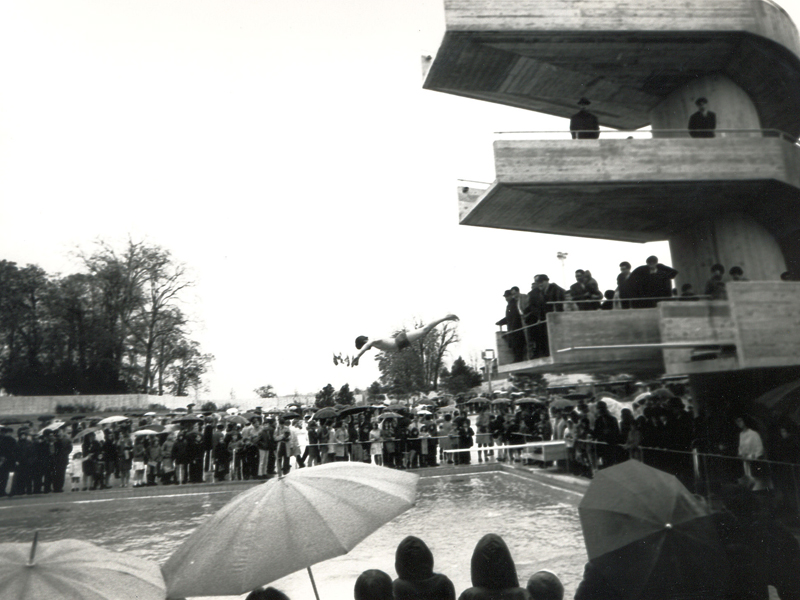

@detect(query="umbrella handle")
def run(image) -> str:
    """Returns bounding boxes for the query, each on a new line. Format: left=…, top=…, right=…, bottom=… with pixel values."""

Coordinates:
left=28, top=531, right=39, bottom=566
left=307, top=566, right=321, bottom=600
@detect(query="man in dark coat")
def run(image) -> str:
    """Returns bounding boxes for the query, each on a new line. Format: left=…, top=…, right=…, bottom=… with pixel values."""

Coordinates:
left=688, top=96, right=716, bottom=138
left=12, top=428, right=36, bottom=496
left=525, top=274, right=565, bottom=358
left=627, top=255, right=678, bottom=308
left=570, top=98, right=600, bottom=139
left=52, top=427, right=73, bottom=493
left=497, top=289, right=526, bottom=362
left=0, top=426, right=16, bottom=496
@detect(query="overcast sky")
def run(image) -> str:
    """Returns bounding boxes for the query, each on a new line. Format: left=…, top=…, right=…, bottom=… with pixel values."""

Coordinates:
left=2, top=0, right=798, bottom=400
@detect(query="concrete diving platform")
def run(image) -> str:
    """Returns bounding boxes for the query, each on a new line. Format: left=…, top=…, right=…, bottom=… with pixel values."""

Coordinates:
left=424, top=0, right=800, bottom=137
left=459, top=136, right=800, bottom=244
left=495, top=282, right=800, bottom=378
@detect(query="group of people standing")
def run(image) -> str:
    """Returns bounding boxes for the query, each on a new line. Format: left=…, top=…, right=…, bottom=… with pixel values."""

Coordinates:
left=498, top=255, right=679, bottom=362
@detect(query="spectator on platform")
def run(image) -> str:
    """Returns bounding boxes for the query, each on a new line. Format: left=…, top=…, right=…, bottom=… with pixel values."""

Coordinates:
left=245, top=587, right=290, bottom=600
left=393, top=535, right=456, bottom=600
left=705, top=263, right=727, bottom=300
left=525, top=274, right=566, bottom=358
left=570, top=98, right=600, bottom=139
left=52, top=427, right=72, bottom=493
left=736, top=415, right=765, bottom=490
left=679, top=283, right=699, bottom=300
left=497, top=289, right=527, bottom=363
left=459, top=533, right=529, bottom=600
left=729, top=266, right=748, bottom=282
left=569, top=270, right=602, bottom=311
left=688, top=97, right=716, bottom=138
left=615, top=261, right=633, bottom=308
left=600, top=290, right=615, bottom=310
left=627, top=256, right=678, bottom=308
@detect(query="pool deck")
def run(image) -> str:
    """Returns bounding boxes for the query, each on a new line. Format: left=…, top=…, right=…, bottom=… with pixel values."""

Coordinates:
left=0, top=461, right=589, bottom=509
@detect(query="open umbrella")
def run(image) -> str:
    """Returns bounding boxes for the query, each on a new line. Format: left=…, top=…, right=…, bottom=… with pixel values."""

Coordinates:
left=549, top=397, right=578, bottom=410
left=0, top=532, right=166, bottom=600
left=226, top=407, right=239, bottom=415
left=377, top=412, right=403, bottom=420
left=338, top=405, right=372, bottom=417
left=97, top=415, right=130, bottom=426
left=437, top=405, right=458, bottom=412
left=162, top=462, right=418, bottom=599
left=175, top=415, right=204, bottom=424
left=490, top=398, right=511, bottom=405
left=133, top=429, right=159, bottom=437
left=72, top=427, right=99, bottom=442
left=40, top=421, right=67, bottom=432
left=514, top=397, right=545, bottom=406
left=313, top=406, right=338, bottom=420
left=226, top=414, right=248, bottom=426
left=578, top=460, right=729, bottom=600
left=753, top=378, right=800, bottom=424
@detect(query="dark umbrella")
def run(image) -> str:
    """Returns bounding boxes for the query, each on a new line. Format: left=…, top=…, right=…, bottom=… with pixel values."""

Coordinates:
left=69, top=415, right=86, bottom=421
left=281, top=412, right=301, bottom=420
left=72, top=427, right=99, bottom=442
left=312, top=407, right=338, bottom=421
left=339, top=405, right=372, bottom=417
left=578, top=460, right=729, bottom=600
left=549, top=397, right=578, bottom=410
left=491, top=398, right=512, bottom=405
left=563, top=393, right=592, bottom=400
left=385, top=403, right=409, bottom=413
left=514, top=397, right=545, bottom=406
left=377, top=412, right=403, bottom=420
left=175, top=415, right=204, bottom=424
left=753, top=378, right=800, bottom=424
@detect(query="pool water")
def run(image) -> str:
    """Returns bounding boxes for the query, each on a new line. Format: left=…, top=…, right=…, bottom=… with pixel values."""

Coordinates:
left=0, top=471, right=588, bottom=599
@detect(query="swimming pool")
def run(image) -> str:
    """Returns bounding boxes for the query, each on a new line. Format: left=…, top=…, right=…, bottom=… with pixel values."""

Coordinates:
left=0, top=470, right=588, bottom=599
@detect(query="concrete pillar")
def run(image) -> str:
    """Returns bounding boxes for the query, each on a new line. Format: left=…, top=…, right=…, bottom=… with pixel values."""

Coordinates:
left=652, top=74, right=787, bottom=287
left=669, top=213, right=787, bottom=292
left=650, top=73, right=762, bottom=137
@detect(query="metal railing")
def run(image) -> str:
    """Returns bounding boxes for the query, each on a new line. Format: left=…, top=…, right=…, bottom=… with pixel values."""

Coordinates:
left=492, top=128, right=797, bottom=143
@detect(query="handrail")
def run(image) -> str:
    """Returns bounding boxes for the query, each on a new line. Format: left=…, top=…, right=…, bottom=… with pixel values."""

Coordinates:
left=492, top=127, right=798, bottom=143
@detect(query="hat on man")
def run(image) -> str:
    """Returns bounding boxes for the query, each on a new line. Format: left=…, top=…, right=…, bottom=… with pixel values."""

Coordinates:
left=538, top=274, right=550, bottom=281
left=695, top=97, right=708, bottom=106
left=578, top=97, right=591, bottom=106
left=503, top=289, right=513, bottom=297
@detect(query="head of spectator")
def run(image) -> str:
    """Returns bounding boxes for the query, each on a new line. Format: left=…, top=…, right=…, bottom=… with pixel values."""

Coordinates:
left=729, top=266, right=745, bottom=281
left=710, top=263, right=725, bottom=279
left=537, top=274, right=550, bottom=289
left=781, top=271, right=797, bottom=281
left=604, top=289, right=615, bottom=300
left=245, top=587, right=290, bottom=600
left=527, top=570, right=564, bottom=600
left=696, top=96, right=709, bottom=113
left=393, top=535, right=456, bottom=600
left=619, top=261, right=631, bottom=274
left=510, top=286, right=521, bottom=299
left=574, top=269, right=585, bottom=283
left=680, top=283, right=694, bottom=294
left=463, top=533, right=527, bottom=599
left=646, top=255, right=659, bottom=273
left=354, top=569, right=393, bottom=600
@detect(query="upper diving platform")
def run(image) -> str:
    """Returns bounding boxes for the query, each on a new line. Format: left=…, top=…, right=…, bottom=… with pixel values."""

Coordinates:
left=423, top=0, right=800, bottom=137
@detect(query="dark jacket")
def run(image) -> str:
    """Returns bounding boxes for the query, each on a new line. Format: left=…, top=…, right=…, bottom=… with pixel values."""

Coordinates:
left=393, top=536, right=456, bottom=600
left=458, top=534, right=528, bottom=600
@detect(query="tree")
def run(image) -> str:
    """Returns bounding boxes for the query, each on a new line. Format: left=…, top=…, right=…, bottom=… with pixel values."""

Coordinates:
left=166, top=340, right=214, bottom=397
left=366, top=381, right=383, bottom=400
left=440, top=356, right=483, bottom=395
left=315, top=383, right=336, bottom=408
left=376, top=319, right=459, bottom=395
left=254, top=385, right=277, bottom=398
left=336, top=383, right=355, bottom=406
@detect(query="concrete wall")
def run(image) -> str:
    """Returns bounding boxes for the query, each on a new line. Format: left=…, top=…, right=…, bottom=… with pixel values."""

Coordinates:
left=0, top=394, right=318, bottom=416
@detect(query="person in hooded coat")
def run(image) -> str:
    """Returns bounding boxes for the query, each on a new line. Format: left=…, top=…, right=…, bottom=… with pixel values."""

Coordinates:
left=393, top=535, right=456, bottom=600
left=459, top=534, right=528, bottom=600
left=355, top=569, right=394, bottom=600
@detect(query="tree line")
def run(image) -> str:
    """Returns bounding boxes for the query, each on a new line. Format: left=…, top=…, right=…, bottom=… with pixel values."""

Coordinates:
left=0, top=239, right=213, bottom=397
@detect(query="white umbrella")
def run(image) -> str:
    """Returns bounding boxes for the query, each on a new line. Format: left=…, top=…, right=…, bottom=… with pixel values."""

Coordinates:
left=226, top=407, right=239, bottom=415
left=162, top=462, right=419, bottom=599
left=40, top=421, right=66, bottom=433
left=143, top=411, right=157, bottom=417
left=97, top=416, right=130, bottom=426
left=132, top=429, right=159, bottom=437
left=0, top=532, right=166, bottom=600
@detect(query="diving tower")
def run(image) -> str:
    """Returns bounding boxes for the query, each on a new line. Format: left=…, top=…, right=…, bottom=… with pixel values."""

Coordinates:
left=426, top=0, right=800, bottom=410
